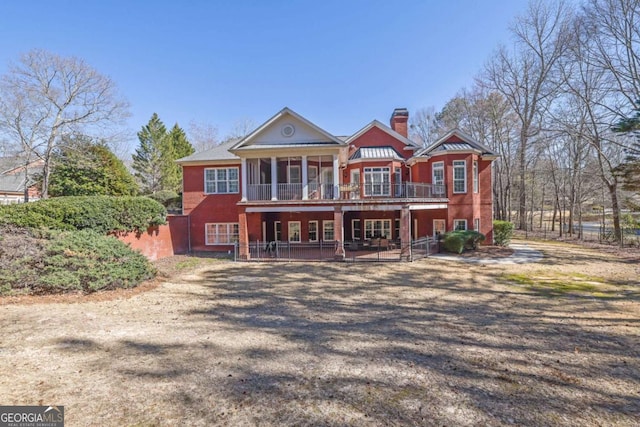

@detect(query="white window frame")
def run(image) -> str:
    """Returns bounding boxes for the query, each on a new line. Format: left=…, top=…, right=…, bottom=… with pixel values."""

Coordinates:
left=323, top=220, right=335, bottom=241
left=453, top=160, right=466, bottom=194
left=432, top=162, right=444, bottom=186
left=364, top=219, right=392, bottom=239
left=308, top=220, right=318, bottom=242
left=473, top=160, right=479, bottom=193
left=274, top=221, right=281, bottom=241
left=474, top=218, right=480, bottom=231
left=351, top=219, right=361, bottom=240
left=288, top=165, right=301, bottom=184
left=363, top=167, right=390, bottom=196
left=204, top=167, right=239, bottom=194
left=288, top=221, right=301, bottom=242
left=454, top=219, right=467, bottom=231
left=205, top=223, right=239, bottom=245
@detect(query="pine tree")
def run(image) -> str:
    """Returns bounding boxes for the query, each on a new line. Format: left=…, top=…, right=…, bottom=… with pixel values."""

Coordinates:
left=132, top=113, right=167, bottom=194
left=613, top=104, right=640, bottom=193
left=161, top=124, right=194, bottom=193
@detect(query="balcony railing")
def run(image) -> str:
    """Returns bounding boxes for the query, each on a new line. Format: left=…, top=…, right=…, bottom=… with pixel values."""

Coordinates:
left=245, top=182, right=446, bottom=202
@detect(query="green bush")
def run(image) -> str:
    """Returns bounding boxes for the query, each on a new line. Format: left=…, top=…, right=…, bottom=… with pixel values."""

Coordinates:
left=493, top=220, right=514, bottom=246
left=442, top=230, right=486, bottom=254
left=442, top=232, right=466, bottom=254
left=0, top=196, right=166, bottom=233
left=0, top=227, right=155, bottom=295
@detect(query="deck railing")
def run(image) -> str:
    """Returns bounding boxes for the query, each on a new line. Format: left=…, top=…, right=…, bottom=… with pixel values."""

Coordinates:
left=244, top=182, right=446, bottom=201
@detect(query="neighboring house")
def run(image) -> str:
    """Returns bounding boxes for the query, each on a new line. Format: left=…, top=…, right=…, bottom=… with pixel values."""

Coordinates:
left=177, top=107, right=498, bottom=259
left=0, top=157, right=43, bottom=204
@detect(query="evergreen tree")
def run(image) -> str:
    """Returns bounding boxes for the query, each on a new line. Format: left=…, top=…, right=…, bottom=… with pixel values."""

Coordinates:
left=49, top=135, right=138, bottom=196
left=132, top=113, right=167, bottom=194
left=613, top=104, right=640, bottom=193
left=161, top=124, right=194, bottom=193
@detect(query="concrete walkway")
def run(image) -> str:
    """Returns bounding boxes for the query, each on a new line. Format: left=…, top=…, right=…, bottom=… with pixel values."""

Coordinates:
left=431, top=243, right=544, bottom=265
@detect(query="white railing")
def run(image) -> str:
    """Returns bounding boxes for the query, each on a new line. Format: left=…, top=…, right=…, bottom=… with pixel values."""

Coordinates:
left=245, top=182, right=446, bottom=201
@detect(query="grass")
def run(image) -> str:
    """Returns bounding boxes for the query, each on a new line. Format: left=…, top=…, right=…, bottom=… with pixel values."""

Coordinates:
left=501, top=271, right=624, bottom=298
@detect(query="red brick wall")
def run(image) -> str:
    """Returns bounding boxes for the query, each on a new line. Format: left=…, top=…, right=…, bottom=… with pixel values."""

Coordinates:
left=350, top=126, right=412, bottom=159
left=116, top=215, right=189, bottom=261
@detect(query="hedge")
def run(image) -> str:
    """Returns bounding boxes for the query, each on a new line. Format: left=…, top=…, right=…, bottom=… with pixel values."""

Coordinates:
left=493, top=220, right=514, bottom=246
left=442, top=230, right=486, bottom=254
left=0, top=196, right=166, bottom=233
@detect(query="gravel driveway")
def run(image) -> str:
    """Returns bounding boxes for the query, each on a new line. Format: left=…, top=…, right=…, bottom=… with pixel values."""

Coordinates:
left=1, top=241, right=639, bottom=426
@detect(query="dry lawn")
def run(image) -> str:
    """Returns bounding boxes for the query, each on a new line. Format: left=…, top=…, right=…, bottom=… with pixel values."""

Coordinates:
left=0, top=240, right=639, bottom=426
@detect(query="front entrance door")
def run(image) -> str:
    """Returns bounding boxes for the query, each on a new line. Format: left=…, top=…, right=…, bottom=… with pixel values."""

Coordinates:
left=433, top=219, right=446, bottom=238
left=321, top=167, right=333, bottom=199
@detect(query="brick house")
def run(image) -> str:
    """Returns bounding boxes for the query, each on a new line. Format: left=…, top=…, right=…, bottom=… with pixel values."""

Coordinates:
left=0, top=157, right=43, bottom=204
left=177, top=107, right=497, bottom=260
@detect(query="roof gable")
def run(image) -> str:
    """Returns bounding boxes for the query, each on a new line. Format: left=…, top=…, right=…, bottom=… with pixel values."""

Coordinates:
left=416, top=129, right=498, bottom=158
left=231, top=107, right=344, bottom=151
left=346, top=120, right=419, bottom=149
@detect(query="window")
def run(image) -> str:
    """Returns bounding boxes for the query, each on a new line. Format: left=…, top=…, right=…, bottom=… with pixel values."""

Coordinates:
left=308, top=221, right=318, bottom=242
left=432, top=162, right=445, bottom=196
left=473, top=160, right=479, bottom=193
left=395, top=219, right=400, bottom=240
left=204, top=167, right=239, bottom=194
left=433, top=219, right=446, bottom=237
left=364, top=167, right=390, bottom=196
left=364, top=219, right=392, bottom=239
left=352, top=219, right=361, bottom=240
left=453, top=160, right=466, bottom=193
left=288, top=221, right=301, bottom=242
left=274, top=221, right=281, bottom=241
left=205, top=223, right=239, bottom=245
left=432, top=162, right=444, bottom=186
left=323, top=220, right=334, bottom=241
left=474, top=218, right=480, bottom=231
left=288, top=165, right=301, bottom=183
left=454, top=219, right=467, bottom=231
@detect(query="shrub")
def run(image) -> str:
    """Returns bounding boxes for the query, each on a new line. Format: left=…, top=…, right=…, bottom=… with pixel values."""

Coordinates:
left=0, top=196, right=166, bottom=233
left=442, top=232, right=466, bottom=254
left=0, top=226, right=155, bottom=295
left=442, top=230, right=486, bottom=254
left=493, top=220, right=514, bottom=246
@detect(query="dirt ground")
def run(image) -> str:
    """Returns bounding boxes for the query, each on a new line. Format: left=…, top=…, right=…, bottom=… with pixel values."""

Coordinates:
left=0, top=240, right=638, bottom=426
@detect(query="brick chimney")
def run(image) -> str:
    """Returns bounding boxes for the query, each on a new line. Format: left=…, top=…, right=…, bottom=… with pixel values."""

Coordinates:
left=390, top=108, right=409, bottom=137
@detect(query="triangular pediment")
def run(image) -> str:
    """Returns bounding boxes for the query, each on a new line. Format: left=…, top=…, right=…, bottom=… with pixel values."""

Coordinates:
left=231, top=108, right=344, bottom=151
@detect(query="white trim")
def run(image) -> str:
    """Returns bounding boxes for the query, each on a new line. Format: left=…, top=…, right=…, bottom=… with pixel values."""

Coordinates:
left=344, top=120, right=419, bottom=148
left=408, top=204, right=448, bottom=210
left=323, top=220, right=335, bottom=241
left=274, top=221, right=281, bottom=241
left=453, top=219, right=467, bottom=231
left=432, top=161, right=444, bottom=186
left=288, top=221, right=301, bottom=242
left=342, top=204, right=404, bottom=211
left=204, top=167, right=240, bottom=194
left=363, top=219, right=392, bottom=239
left=473, top=160, right=479, bottom=193
left=308, top=220, right=319, bottom=242
left=230, top=107, right=345, bottom=151
left=474, top=218, right=480, bottom=231
left=205, top=222, right=239, bottom=245
left=351, top=219, right=361, bottom=240
left=245, top=205, right=335, bottom=213
left=452, top=160, right=467, bottom=194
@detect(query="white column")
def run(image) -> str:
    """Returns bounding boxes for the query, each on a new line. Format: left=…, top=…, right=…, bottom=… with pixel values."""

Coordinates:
left=302, top=155, right=308, bottom=200
left=333, top=154, right=340, bottom=200
left=271, top=157, right=278, bottom=201
left=241, top=158, right=248, bottom=202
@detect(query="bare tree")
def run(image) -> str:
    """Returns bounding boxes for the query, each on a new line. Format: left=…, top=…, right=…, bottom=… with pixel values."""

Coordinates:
left=408, top=106, right=439, bottom=146
left=223, top=118, right=256, bottom=142
left=584, top=0, right=640, bottom=110
left=0, top=49, right=129, bottom=199
left=484, top=0, right=574, bottom=230
left=188, top=120, right=219, bottom=152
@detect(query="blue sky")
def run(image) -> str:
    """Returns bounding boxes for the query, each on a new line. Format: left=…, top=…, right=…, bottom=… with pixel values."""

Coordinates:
left=0, top=0, right=529, bottom=150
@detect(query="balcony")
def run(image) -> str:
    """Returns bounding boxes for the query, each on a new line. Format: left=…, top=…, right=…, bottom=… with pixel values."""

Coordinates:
left=244, top=182, right=445, bottom=202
